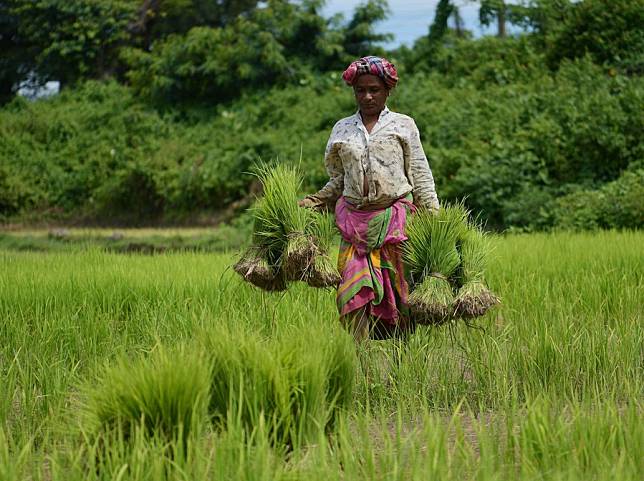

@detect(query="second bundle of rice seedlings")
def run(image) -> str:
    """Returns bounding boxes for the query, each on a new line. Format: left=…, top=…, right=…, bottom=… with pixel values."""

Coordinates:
left=454, top=227, right=499, bottom=318
left=235, top=164, right=314, bottom=289
left=403, top=205, right=469, bottom=323
left=259, top=164, right=316, bottom=281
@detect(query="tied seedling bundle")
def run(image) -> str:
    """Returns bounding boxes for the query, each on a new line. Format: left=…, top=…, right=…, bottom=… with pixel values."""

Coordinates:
left=403, top=204, right=499, bottom=324
left=454, top=228, right=500, bottom=318
left=234, top=164, right=340, bottom=291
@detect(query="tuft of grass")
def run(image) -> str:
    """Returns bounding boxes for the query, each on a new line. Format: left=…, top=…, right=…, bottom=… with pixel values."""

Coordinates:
left=81, top=346, right=211, bottom=446
left=200, top=323, right=355, bottom=450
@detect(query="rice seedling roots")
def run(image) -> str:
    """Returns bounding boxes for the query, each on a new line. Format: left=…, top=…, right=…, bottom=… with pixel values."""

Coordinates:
left=234, top=250, right=287, bottom=292
left=408, top=276, right=455, bottom=325
left=408, top=299, right=453, bottom=325
left=455, top=287, right=500, bottom=319
left=283, top=235, right=317, bottom=281
left=306, top=264, right=341, bottom=288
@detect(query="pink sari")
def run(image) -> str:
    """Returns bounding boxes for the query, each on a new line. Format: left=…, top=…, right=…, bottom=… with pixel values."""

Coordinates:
left=335, top=196, right=415, bottom=324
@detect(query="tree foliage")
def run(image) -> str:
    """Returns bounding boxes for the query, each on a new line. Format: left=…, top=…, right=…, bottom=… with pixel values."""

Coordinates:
left=6, top=0, right=137, bottom=87
left=543, top=0, right=644, bottom=73
left=0, top=0, right=642, bottom=231
left=122, top=0, right=392, bottom=103
left=342, top=0, right=392, bottom=58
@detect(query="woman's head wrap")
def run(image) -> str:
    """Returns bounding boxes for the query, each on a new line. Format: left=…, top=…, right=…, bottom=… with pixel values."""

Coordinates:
left=342, top=56, right=398, bottom=89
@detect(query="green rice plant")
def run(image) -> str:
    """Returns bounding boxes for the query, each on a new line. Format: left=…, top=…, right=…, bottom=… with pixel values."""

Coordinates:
left=403, top=204, right=469, bottom=323
left=200, top=324, right=355, bottom=450
left=305, top=211, right=341, bottom=288
left=454, top=227, right=499, bottom=318
left=81, top=346, right=211, bottom=447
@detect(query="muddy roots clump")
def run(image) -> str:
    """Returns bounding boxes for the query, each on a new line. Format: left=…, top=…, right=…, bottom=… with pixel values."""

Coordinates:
left=408, top=275, right=455, bottom=324
left=306, top=252, right=341, bottom=288
left=454, top=280, right=499, bottom=318
left=234, top=247, right=286, bottom=292
left=283, top=234, right=317, bottom=281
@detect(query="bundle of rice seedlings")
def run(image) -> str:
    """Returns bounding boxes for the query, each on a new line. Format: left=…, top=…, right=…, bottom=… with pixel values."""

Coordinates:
left=454, top=227, right=500, bottom=318
left=403, top=204, right=469, bottom=324
left=254, top=164, right=316, bottom=281
left=235, top=164, right=340, bottom=290
left=305, top=212, right=341, bottom=288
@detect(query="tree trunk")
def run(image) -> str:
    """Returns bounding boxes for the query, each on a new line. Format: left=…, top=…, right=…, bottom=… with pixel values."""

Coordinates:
left=497, top=6, right=506, bottom=37
left=453, top=8, right=464, bottom=37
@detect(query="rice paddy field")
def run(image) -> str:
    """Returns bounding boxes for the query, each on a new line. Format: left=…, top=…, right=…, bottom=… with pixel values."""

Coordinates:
left=0, top=230, right=642, bottom=480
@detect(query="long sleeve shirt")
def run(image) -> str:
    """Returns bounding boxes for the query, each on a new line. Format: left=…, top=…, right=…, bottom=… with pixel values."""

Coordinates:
left=308, top=107, right=440, bottom=211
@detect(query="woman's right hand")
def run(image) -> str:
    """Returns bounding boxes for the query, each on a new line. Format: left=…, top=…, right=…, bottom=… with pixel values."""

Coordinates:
left=298, top=197, right=317, bottom=209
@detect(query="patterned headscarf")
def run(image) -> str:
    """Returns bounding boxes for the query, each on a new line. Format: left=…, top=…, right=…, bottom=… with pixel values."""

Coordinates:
left=342, top=56, right=399, bottom=89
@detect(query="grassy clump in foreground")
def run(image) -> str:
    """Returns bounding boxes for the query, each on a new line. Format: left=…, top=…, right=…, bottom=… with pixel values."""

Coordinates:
left=0, top=231, right=642, bottom=479
left=202, top=323, right=355, bottom=450
left=79, top=323, right=355, bottom=458
left=81, top=346, right=211, bottom=448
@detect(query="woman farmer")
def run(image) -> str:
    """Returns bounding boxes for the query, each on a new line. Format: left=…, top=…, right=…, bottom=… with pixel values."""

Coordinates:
left=299, top=56, right=440, bottom=341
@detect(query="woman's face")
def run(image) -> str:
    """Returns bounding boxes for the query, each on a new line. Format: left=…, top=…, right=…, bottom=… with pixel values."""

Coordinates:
left=353, top=74, right=389, bottom=118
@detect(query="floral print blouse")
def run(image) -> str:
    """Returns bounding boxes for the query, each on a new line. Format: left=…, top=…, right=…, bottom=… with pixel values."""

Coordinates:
left=308, top=107, right=440, bottom=211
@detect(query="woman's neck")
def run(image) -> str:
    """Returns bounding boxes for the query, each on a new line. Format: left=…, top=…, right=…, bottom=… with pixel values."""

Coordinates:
left=360, top=110, right=382, bottom=133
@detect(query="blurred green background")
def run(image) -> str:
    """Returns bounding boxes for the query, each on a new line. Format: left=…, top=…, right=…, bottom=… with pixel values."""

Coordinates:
left=1, top=0, right=642, bottom=231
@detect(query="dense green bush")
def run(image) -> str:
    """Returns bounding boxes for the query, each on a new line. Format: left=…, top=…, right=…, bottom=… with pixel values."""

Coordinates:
left=392, top=58, right=642, bottom=230
left=544, top=0, right=644, bottom=74
left=553, top=170, right=644, bottom=230
left=1, top=18, right=642, bottom=230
